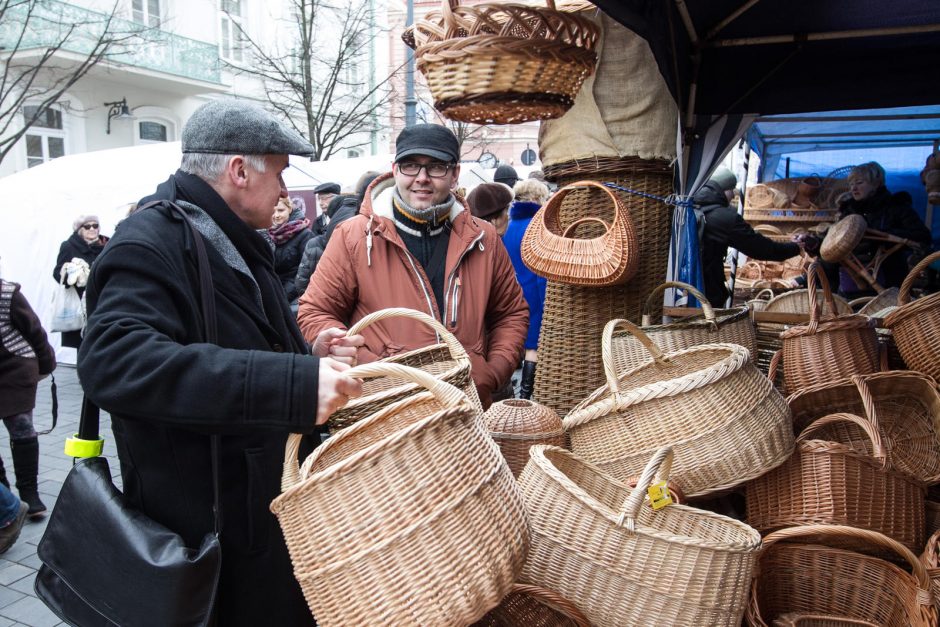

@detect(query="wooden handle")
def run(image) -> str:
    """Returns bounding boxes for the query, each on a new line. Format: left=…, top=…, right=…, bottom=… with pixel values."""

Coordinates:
left=899, top=250, right=940, bottom=305
left=601, top=318, right=668, bottom=393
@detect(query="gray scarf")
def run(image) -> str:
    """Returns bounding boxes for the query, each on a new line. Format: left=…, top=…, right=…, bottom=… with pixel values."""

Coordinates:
left=392, top=187, right=455, bottom=227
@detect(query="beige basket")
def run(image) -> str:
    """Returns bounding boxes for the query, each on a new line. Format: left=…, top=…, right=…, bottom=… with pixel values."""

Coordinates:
left=472, top=583, right=591, bottom=627
left=563, top=318, right=793, bottom=498
left=327, top=307, right=482, bottom=432
left=484, top=399, right=566, bottom=477
left=884, top=251, right=940, bottom=382
left=518, top=445, right=762, bottom=626
left=271, top=363, right=528, bottom=626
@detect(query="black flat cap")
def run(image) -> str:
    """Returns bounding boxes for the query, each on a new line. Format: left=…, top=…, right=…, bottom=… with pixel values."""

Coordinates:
left=313, top=182, right=341, bottom=195
left=182, top=98, right=315, bottom=157
left=395, top=124, right=460, bottom=163
left=494, top=164, right=520, bottom=187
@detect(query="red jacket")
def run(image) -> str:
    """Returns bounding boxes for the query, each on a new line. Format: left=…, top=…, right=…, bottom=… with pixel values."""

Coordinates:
left=297, top=173, right=528, bottom=407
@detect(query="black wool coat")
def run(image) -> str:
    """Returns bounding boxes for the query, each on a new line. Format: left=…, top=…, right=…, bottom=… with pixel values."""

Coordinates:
left=52, top=232, right=106, bottom=348
left=274, top=227, right=314, bottom=302
left=78, top=173, right=320, bottom=626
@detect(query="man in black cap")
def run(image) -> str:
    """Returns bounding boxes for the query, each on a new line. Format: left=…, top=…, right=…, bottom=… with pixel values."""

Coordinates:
left=494, top=164, right=520, bottom=188
left=76, top=98, right=363, bottom=626
left=298, top=123, right=528, bottom=408
left=311, top=181, right=341, bottom=236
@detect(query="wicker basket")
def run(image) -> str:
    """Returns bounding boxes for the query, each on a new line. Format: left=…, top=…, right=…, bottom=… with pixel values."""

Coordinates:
left=787, top=371, right=940, bottom=485
left=271, top=363, right=528, bottom=626
left=820, top=214, right=868, bottom=262
left=772, top=614, right=879, bottom=626
left=770, top=263, right=880, bottom=394
left=327, top=307, right=482, bottom=432
left=929, top=501, right=940, bottom=539
left=884, top=251, right=940, bottom=382
left=604, top=280, right=758, bottom=372
left=920, top=529, right=940, bottom=615
left=518, top=445, right=762, bottom=626
left=471, top=584, right=591, bottom=627
left=407, top=0, right=599, bottom=124
left=483, top=399, right=565, bottom=477
left=746, top=411, right=926, bottom=552
left=745, top=525, right=937, bottom=626
left=521, top=180, right=639, bottom=286
left=563, top=318, right=793, bottom=498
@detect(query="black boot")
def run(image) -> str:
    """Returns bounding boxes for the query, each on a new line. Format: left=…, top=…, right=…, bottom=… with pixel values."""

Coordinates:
left=0, top=455, right=9, bottom=489
left=11, top=438, right=45, bottom=518
left=519, top=360, right=537, bottom=400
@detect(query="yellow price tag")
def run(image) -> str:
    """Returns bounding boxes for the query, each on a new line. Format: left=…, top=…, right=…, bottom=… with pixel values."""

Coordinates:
left=647, top=480, right=673, bottom=510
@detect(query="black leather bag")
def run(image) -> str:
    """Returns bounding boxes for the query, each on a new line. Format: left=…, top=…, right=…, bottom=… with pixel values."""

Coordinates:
left=35, top=202, right=223, bottom=627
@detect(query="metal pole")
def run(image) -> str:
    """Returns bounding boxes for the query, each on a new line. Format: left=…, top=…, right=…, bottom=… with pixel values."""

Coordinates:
left=404, top=0, right=417, bottom=128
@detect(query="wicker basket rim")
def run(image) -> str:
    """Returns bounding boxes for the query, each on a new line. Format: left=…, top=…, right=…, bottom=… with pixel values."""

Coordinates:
left=640, top=305, right=750, bottom=333
left=490, top=429, right=565, bottom=440
left=778, top=313, right=874, bottom=338
left=527, top=444, right=762, bottom=552
left=763, top=289, right=852, bottom=314
left=884, top=291, right=940, bottom=328
left=785, top=369, right=939, bottom=406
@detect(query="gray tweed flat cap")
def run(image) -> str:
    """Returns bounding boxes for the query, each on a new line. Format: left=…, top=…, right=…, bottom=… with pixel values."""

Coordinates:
left=182, top=98, right=315, bottom=157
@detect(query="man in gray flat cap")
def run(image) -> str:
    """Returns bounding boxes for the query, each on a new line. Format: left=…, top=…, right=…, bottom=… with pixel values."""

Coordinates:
left=76, top=98, right=363, bottom=626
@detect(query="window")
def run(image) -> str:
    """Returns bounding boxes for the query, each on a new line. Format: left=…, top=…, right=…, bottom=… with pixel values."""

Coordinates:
left=23, top=105, right=66, bottom=168
left=139, top=121, right=168, bottom=142
left=347, top=148, right=362, bottom=158
left=132, top=0, right=160, bottom=27
left=219, top=0, right=246, bottom=63
left=133, top=109, right=178, bottom=145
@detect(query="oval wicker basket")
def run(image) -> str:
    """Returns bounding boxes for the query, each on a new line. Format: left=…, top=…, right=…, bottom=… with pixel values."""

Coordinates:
left=820, top=214, right=867, bottom=262
left=745, top=411, right=926, bottom=552
left=483, top=399, right=565, bottom=477
left=521, top=180, right=639, bottom=286
left=518, top=445, right=762, bottom=626
left=884, top=250, right=940, bottom=382
left=271, top=362, right=528, bottom=626
left=407, top=0, right=600, bottom=124
left=745, top=525, right=937, bottom=626
left=563, top=318, right=794, bottom=498
left=471, top=583, right=591, bottom=627
left=327, top=307, right=482, bottom=432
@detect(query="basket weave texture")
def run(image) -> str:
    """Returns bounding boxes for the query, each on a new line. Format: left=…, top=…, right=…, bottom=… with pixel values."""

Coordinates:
left=787, top=371, right=940, bottom=485
left=884, top=250, right=940, bottom=382
left=484, top=399, right=565, bottom=477
left=771, top=613, right=881, bottom=626
left=271, top=363, right=528, bottom=626
left=745, top=525, right=937, bottom=626
left=929, top=501, right=940, bottom=539
left=471, top=583, right=591, bottom=627
left=563, top=318, right=793, bottom=498
left=326, top=307, right=482, bottom=432
left=521, top=180, right=639, bottom=286
left=408, top=0, right=600, bottom=124
left=518, top=445, right=761, bottom=626
left=745, top=411, right=926, bottom=552
left=920, top=529, right=940, bottom=615
left=820, top=214, right=868, bottom=262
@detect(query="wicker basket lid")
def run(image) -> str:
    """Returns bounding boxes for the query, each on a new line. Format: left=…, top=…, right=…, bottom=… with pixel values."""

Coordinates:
left=820, top=214, right=866, bottom=262
left=484, top=399, right=563, bottom=436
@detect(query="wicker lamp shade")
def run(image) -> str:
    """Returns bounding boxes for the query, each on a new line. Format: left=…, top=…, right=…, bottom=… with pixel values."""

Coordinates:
left=472, top=584, right=591, bottom=627
left=271, top=363, right=528, bottom=626
left=563, top=318, right=794, bottom=498
left=820, top=214, right=867, bottom=262
left=884, top=251, right=940, bottom=382
left=484, top=399, right=565, bottom=477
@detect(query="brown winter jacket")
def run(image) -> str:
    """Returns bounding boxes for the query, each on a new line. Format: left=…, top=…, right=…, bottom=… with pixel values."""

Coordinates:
left=297, top=173, right=528, bottom=407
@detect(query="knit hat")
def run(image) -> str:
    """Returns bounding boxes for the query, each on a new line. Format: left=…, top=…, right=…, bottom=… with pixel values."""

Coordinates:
left=313, top=182, right=341, bottom=195
left=494, top=164, right=520, bottom=187
left=73, top=214, right=100, bottom=232
left=182, top=98, right=315, bottom=157
left=709, top=166, right=738, bottom=191
left=395, top=124, right=460, bottom=163
left=467, top=183, right=513, bottom=220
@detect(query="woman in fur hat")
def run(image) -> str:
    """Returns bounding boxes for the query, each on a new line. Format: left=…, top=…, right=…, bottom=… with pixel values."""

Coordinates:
left=52, top=214, right=108, bottom=350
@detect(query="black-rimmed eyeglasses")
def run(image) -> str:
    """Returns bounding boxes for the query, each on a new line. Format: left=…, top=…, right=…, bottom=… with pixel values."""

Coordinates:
left=81, top=223, right=99, bottom=230
left=397, top=162, right=454, bottom=178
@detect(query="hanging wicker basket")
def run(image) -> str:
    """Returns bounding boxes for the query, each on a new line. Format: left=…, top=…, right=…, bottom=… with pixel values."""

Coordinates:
left=483, top=399, right=565, bottom=477
left=518, top=445, right=761, bottom=626
left=521, top=180, right=639, bottom=286
left=271, top=362, right=528, bottom=626
left=563, top=318, right=793, bottom=498
left=405, top=0, right=600, bottom=124
left=884, top=251, right=940, bottom=382
left=471, top=583, right=591, bottom=627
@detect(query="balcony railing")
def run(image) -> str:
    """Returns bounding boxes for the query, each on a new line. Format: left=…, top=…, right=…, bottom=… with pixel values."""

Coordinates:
left=0, top=0, right=222, bottom=84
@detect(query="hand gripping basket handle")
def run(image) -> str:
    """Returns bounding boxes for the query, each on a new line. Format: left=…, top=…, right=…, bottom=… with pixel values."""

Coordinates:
left=796, top=412, right=888, bottom=469
left=759, top=524, right=933, bottom=605
left=602, top=318, right=669, bottom=394
left=616, top=446, right=673, bottom=531
left=347, top=307, right=468, bottom=363
left=899, top=250, right=940, bottom=305
left=641, top=280, right=716, bottom=327
left=806, top=261, right=839, bottom=333
left=281, top=362, right=470, bottom=492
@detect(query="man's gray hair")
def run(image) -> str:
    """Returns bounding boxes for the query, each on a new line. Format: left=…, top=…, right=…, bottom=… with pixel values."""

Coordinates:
left=180, top=153, right=268, bottom=182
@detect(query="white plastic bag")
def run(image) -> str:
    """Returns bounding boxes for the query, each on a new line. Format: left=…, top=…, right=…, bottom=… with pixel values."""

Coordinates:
left=51, top=280, right=85, bottom=332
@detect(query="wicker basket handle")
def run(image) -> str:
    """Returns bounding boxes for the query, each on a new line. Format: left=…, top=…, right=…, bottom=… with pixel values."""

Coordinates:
left=602, top=318, right=668, bottom=393
left=752, top=288, right=775, bottom=302
left=509, top=584, right=591, bottom=627
left=805, top=261, right=838, bottom=332
left=797, top=412, right=887, bottom=468
left=898, top=251, right=940, bottom=305
left=543, top=180, right=626, bottom=240
left=759, top=524, right=933, bottom=599
left=561, top=217, right=611, bottom=238
left=616, top=446, right=673, bottom=531
left=641, top=280, right=716, bottom=328
left=849, top=374, right=881, bottom=432
left=280, top=362, right=470, bottom=492
left=767, top=349, right=782, bottom=384
left=347, top=307, right=467, bottom=363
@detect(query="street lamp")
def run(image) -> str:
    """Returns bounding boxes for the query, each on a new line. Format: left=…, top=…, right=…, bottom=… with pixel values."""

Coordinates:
left=105, top=98, right=133, bottom=134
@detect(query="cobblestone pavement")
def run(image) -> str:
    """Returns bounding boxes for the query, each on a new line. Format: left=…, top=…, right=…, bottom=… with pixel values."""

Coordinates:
left=0, top=364, right=118, bottom=626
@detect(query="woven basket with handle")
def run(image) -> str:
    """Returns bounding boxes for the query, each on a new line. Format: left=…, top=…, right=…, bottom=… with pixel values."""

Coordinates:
left=563, top=318, right=793, bottom=498
left=518, top=445, right=761, bottom=626
left=745, top=411, right=926, bottom=552
left=406, top=0, right=599, bottom=124
left=884, top=250, right=940, bottom=382
left=745, top=525, right=937, bottom=626
left=327, top=307, right=482, bottom=432
left=271, top=363, right=528, bottom=626
left=471, top=583, right=591, bottom=627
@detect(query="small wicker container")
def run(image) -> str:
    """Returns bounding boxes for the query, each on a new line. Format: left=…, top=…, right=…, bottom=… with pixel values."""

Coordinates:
left=484, top=399, right=565, bottom=477
left=518, top=445, right=762, bottom=627
left=745, top=411, right=926, bottom=552
left=820, top=214, right=868, bottom=262
left=271, top=363, right=528, bottom=626
left=885, top=251, right=940, bottom=382
left=564, top=318, right=794, bottom=498
left=472, top=584, right=591, bottom=627
left=745, top=525, right=937, bottom=626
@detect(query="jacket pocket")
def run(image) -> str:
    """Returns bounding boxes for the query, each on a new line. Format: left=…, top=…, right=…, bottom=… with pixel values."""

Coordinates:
left=244, top=447, right=270, bottom=554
